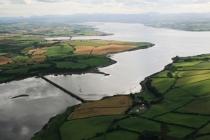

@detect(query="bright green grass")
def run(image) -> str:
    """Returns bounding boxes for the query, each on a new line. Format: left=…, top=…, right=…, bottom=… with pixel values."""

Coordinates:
left=175, top=73, right=210, bottom=87
left=177, top=61, right=210, bottom=70
left=13, top=55, right=30, bottom=63
left=152, top=70, right=171, bottom=78
left=77, top=57, right=110, bottom=67
left=156, top=113, right=210, bottom=128
left=173, top=61, right=202, bottom=67
left=163, top=88, right=194, bottom=110
left=60, top=115, right=122, bottom=140
left=55, top=61, right=87, bottom=69
left=142, top=88, right=194, bottom=118
left=190, top=54, right=210, bottom=59
left=164, top=88, right=194, bottom=102
left=177, top=70, right=210, bottom=77
left=179, top=79, right=210, bottom=97
left=151, top=78, right=175, bottom=93
left=47, top=43, right=73, bottom=57
left=195, top=61, right=210, bottom=69
left=55, top=56, right=111, bottom=70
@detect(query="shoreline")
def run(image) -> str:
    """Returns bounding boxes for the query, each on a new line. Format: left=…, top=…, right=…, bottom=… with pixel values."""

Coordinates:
left=32, top=53, right=210, bottom=140
left=0, top=43, right=154, bottom=85
left=31, top=54, right=176, bottom=140
left=0, top=56, right=116, bottom=85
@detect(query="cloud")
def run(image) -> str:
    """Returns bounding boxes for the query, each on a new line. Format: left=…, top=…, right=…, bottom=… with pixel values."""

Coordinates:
left=1, top=0, right=210, bottom=17
left=36, top=0, right=64, bottom=2
left=35, top=0, right=210, bottom=4
left=0, top=0, right=33, bottom=4
left=2, top=0, right=210, bottom=5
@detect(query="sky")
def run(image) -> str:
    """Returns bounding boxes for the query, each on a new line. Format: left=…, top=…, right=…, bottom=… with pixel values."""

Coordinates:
left=1, top=0, right=210, bottom=17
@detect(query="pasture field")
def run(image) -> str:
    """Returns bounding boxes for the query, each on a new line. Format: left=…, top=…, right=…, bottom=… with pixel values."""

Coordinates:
left=177, top=70, right=210, bottom=77
left=138, top=54, right=210, bottom=139
left=0, top=55, right=112, bottom=83
left=60, top=115, right=123, bottom=140
left=46, top=43, right=74, bottom=57
left=33, top=54, right=210, bottom=140
left=155, top=113, right=209, bottom=128
left=115, top=116, right=161, bottom=132
left=151, top=77, right=175, bottom=93
left=0, top=38, right=153, bottom=84
left=178, top=97, right=210, bottom=114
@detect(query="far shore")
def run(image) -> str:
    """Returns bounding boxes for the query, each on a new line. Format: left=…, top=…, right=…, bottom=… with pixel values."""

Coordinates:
left=0, top=39, right=154, bottom=84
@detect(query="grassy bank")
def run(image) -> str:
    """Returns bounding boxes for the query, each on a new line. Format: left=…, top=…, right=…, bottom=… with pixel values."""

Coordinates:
left=32, top=54, right=210, bottom=140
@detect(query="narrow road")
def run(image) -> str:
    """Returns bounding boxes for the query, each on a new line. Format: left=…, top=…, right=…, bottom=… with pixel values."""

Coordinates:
left=40, top=76, right=86, bottom=103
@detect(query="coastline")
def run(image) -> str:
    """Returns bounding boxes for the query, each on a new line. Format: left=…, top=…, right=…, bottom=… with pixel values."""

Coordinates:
left=31, top=53, right=175, bottom=140
left=31, top=53, right=210, bottom=140
left=0, top=43, right=153, bottom=85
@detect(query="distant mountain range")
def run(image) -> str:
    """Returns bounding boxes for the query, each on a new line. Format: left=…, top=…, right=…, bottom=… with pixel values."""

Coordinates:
left=1, top=13, right=210, bottom=31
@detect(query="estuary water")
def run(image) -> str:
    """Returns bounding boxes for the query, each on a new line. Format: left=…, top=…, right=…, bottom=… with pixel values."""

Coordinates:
left=1, top=22, right=210, bottom=140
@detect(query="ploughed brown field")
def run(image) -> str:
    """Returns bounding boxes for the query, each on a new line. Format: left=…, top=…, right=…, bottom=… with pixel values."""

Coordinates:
left=28, top=48, right=47, bottom=63
left=75, top=44, right=136, bottom=55
left=69, top=95, right=133, bottom=120
left=0, top=56, right=12, bottom=65
left=25, top=40, right=145, bottom=63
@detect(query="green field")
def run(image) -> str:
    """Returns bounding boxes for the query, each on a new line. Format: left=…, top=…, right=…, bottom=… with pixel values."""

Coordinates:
left=60, top=115, right=123, bottom=140
left=32, top=54, right=210, bottom=140
left=197, top=123, right=210, bottom=135
left=91, top=130, right=139, bottom=140
left=0, top=34, right=153, bottom=84
left=46, top=43, right=74, bottom=57
left=138, top=54, right=210, bottom=139
left=0, top=55, right=113, bottom=83
left=151, top=77, right=175, bottom=93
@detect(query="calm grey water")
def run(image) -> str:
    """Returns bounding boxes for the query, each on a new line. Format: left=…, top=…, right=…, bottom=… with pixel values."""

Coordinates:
left=1, top=22, right=210, bottom=140
left=48, top=22, right=210, bottom=99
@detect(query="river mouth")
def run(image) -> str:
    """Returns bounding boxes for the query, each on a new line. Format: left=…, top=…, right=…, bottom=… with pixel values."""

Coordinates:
left=2, top=22, right=210, bottom=140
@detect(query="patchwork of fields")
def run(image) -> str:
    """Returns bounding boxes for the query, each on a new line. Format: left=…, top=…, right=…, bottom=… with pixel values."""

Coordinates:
left=32, top=54, right=210, bottom=140
left=0, top=37, right=152, bottom=83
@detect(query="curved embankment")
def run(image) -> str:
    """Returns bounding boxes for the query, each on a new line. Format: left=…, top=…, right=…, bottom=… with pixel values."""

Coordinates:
left=32, top=53, right=210, bottom=140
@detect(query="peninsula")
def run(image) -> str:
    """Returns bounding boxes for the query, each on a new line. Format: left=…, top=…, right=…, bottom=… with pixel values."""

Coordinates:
left=32, top=53, right=210, bottom=140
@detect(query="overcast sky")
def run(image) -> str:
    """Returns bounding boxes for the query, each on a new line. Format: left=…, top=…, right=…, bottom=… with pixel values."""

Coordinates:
left=1, top=0, right=210, bottom=17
